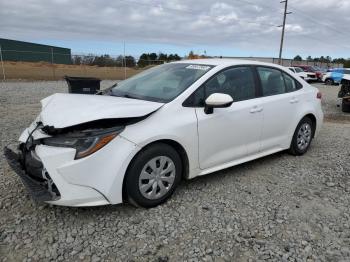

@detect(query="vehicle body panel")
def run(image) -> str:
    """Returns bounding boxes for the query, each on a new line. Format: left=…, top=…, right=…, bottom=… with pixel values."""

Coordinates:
left=195, top=98, right=263, bottom=169
left=40, top=93, right=164, bottom=128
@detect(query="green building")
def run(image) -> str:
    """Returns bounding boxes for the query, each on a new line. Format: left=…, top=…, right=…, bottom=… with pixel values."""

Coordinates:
left=0, top=38, right=71, bottom=64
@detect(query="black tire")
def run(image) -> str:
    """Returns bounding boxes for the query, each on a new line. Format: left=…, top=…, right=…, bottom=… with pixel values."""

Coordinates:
left=325, top=78, right=334, bottom=86
left=342, top=99, right=350, bottom=112
left=288, top=117, right=314, bottom=156
left=125, top=143, right=182, bottom=208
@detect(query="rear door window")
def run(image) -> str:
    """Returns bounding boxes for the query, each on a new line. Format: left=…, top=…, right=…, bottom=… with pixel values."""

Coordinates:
left=257, top=67, right=286, bottom=96
left=257, top=67, right=301, bottom=96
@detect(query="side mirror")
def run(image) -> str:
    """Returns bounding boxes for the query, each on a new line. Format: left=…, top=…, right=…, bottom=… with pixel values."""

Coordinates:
left=204, top=93, right=233, bottom=114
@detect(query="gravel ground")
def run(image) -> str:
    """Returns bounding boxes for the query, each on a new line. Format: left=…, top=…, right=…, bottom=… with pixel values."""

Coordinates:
left=1, top=81, right=350, bottom=261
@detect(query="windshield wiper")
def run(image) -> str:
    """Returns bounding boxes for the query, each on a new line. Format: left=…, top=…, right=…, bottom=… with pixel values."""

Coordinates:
left=96, top=83, right=117, bottom=95
left=122, top=94, right=142, bottom=100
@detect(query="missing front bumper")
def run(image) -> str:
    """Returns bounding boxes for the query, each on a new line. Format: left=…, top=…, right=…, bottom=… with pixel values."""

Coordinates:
left=4, top=146, right=60, bottom=202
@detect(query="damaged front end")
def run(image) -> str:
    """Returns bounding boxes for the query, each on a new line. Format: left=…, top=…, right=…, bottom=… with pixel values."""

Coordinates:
left=4, top=122, right=61, bottom=202
left=3, top=90, right=165, bottom=206
left=3, top=116, right=138, bottom=204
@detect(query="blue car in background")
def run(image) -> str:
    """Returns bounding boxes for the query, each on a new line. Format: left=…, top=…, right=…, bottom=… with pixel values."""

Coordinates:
left=322, top=68, right=350, bottom=85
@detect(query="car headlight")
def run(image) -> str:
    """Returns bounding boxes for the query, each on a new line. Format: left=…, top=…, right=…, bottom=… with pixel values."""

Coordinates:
left=41, top=126, right=124, bottom=159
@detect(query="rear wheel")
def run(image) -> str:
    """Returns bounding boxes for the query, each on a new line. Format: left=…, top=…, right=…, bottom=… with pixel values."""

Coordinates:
left=288, top=117, right=314, bottom=156
left=325, top=78, right=334, bottom=85
left=125, top=143, right=182, bottom=208
left=342, top=98, right=350, bottom=112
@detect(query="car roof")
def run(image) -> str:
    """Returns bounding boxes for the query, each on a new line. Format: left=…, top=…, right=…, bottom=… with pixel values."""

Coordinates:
left=172, top=58, right=287, bottom=69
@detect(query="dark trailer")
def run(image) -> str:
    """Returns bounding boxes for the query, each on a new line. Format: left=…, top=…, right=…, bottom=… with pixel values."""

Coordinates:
left=0, top=38, right=72, bottom=64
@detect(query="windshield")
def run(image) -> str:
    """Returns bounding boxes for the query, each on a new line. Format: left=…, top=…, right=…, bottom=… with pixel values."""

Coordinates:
left=111, top=63, right=214, bottom=102
left=294, top=67, right=303, bottom=73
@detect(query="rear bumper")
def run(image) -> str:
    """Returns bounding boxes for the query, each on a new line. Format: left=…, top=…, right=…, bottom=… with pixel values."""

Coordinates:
left=315, top=107, right=324, bottom=138
left=4, top=146, right=59, bottom=202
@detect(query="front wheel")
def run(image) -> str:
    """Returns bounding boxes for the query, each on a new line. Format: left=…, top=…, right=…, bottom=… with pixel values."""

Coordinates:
left=125, top=143, right=182, bottom=208
left=288, top=117, right=314, bottom=156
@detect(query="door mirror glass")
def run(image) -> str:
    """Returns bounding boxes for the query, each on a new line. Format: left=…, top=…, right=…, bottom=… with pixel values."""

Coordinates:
left=204, top=93, right=233, bottom=114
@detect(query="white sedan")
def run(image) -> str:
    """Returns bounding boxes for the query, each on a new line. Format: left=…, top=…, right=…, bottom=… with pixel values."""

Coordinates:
left=288, top=66, right=316, bottom=82
left=4, top=59, right=323, bottom=208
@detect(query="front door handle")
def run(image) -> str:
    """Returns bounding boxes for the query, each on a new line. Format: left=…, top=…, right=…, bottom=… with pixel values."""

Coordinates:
left=250, top=106, right=263, bottom=113
left=290, top=97, right=299, bottom=104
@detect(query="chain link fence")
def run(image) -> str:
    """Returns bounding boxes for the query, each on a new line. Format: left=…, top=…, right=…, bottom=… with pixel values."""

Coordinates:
left=0, top=48, right=168, bottom=80
left=0, top=48, right=345, bottom=81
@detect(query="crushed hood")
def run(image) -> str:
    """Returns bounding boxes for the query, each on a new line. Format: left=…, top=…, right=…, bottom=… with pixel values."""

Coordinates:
left=40, top=93, right=164, bottom=128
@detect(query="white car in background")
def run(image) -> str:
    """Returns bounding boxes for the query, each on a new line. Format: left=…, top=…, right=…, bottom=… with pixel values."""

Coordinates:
left=288, top=67, right=316, bottom=82
left=4, top=59, right=324, bottom=208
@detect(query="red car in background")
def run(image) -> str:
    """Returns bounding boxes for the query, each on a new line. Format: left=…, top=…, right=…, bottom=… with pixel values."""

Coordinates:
left=298, top=65, right=323, bottom=81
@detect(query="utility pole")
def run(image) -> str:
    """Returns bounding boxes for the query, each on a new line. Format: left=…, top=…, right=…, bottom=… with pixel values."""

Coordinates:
left=0, top=45, right=6, bottom=83
left=51, top=47, right=56, bottom=80
left=278, top=0, right=292, bottom=65
left=123, top=41, right=126, bottom=79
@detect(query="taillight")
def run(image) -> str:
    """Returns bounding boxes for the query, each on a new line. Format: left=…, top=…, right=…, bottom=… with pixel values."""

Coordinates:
left=317, top=92, right=322, bottom=99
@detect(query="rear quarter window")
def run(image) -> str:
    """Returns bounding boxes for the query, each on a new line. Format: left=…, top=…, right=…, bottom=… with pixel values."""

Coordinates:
left=283, top=72, right=302, bottom=92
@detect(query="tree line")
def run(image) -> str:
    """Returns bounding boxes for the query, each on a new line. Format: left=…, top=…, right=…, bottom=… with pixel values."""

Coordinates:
left=71, top=52, right=350, bottom=68
left=72, top=53, right=181, bottom=68
left=293, top=55, right=350, bottom=67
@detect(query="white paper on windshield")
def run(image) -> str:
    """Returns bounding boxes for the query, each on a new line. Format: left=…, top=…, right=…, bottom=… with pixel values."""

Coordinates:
left=186, top=65, right=211, bottom=71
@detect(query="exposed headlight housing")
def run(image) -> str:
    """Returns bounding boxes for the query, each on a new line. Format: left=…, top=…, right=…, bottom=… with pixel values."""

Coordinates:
left=41, top=126, right=124, bottom=159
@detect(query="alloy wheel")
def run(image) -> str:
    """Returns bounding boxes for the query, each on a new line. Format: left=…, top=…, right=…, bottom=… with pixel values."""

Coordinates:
left=297, top=123, right=312, bottom=151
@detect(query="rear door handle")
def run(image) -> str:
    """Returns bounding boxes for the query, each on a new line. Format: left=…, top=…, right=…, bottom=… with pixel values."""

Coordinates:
left=250, top=106, right=263, bottom=113
left=290, top=97, right=299, bottom=104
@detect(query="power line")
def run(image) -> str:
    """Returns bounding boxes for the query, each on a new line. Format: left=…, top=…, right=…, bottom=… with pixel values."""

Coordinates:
left=234, top=0, right=350, bottom=42
left=288, top=5, right=350, bottom=39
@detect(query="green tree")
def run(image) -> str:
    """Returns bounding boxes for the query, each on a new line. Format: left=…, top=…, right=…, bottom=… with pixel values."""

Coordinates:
left=115, top=55, right=124, bottom=67
left=137, top=53, right=149, bottom=67
left=173, top=54, right=181, bottom=61
left=158, top=53, right=168, bottom=62
left=293, top=55, right=302, bottom=61
left=125, top=56, right=136, bottom=67
left=149, top=53, right=157, bottom=61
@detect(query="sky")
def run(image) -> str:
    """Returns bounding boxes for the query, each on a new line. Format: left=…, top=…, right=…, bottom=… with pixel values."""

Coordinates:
left=1, top=0, right=350, bottom=59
